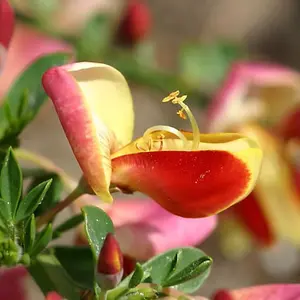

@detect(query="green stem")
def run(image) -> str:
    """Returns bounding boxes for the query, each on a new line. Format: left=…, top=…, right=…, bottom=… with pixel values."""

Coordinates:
left=15, top=148, right=77, bottom=192
left=36, top=183, right=84, bottom=228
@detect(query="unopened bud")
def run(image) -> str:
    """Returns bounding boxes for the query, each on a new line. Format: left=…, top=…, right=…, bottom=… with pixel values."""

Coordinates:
left=212, top=290, right=234, bottom=300
left=96, top=233, right=123, bottom=290
left=45, top=292, right=63, bottom=300
left=0, top=239, right=22, bottom=267
left=116, top=0, right=151, bottom=46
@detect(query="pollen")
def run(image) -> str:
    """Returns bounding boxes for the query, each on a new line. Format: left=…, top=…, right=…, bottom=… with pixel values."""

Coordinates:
left=162, top=91, right=201, bottom=150
left=162, top=90, right=180, bottom=102
left=177, top=109, right=187, bottom=119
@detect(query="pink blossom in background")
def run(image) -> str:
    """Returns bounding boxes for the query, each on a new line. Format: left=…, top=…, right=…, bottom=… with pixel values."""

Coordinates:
left=0, top=267, right=27, bottom=300
left=212, top=284, right=300, bottom=300
left=0, top=23, right=72, bottom=98
left=74, top=197, right=217, bottom=261
left=206, top=61, right=300, bottom=133
left=0, top=0, right=14, bottom=72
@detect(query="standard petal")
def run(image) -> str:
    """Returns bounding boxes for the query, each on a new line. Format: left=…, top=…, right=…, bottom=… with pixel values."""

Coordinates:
left=238, top=124, right=300, bottom=245
left=0, top=23, right=72, bottom=97
left=111, top=134, right=262, bottom=218
left=206, top=62, right=300, bottom=132
left=73, top=196, right=217, bottom=261
left=43, top=63, right=134, bottom=202
left=212, top=284, right=300, bottom=300
left=0, top=0, right=14, bottom=73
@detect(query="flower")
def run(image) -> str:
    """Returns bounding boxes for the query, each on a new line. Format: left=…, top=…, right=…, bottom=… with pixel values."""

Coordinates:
left=42, top=62, right=262, bottom=218
left=206, top=62, right=300, bottom=133
left=212, top=284, right=300, bottom=300
left=0, top=0, right=14, bottom=73
left=206, top=61, right=300, bottom=276
left=73, top=196, right=217, bottom=261
left=0, top=23, right=72, bottom=98
left=0, top=267, right=27, bottom=300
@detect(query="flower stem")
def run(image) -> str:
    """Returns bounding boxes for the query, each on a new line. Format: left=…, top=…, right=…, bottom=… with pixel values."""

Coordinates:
left=15, top=148, right=77, bottom=192
left=36, top=183, right=84, bottom=228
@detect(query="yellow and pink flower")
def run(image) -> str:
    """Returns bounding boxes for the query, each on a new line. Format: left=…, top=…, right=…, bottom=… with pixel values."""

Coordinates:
left=42, top=62, right=262, bottom=218
left=206, top=61, right=300, bottom=269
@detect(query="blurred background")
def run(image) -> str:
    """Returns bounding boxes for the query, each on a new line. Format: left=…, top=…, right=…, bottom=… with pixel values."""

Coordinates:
left=4, top=0, right=300, bottom=298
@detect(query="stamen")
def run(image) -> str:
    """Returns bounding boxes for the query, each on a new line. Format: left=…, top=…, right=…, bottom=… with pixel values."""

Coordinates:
left=135, top=125, right=188, bottom=152
left=143, top=125, right=188, bottom=144
left=163, top=91, right=200, bottom=150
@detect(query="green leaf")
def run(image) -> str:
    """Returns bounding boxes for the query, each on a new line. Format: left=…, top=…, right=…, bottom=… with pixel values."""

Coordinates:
left=0, top=53, right=71, bottom=141
left=0, top=147, right=22, bottom=219
left=134, top=41, right=156, bottom=68
left=165, top=249, right=182, bottom=279
left=54, top=246, right=95, bottom=289
left=106, top=287, right=129, bottom=300
left=129, top=263, right=144, bottom=288
left=77, top=14, right=112, bottom=61
left=16, top=179, right=52, bottom=222
left=179, top=42, right=245, bottom=93
left=53, top=214, right=84, bottom=239
left=28, top=173, right=63, bottom=217
left=81, top=206, right=114, bottom=261
left=0, top=199, right=11, bottom=227
left=29, top=254, right=80, bottom=299
left=24, top=214, right=36, bottom=252
left=120, top=248, right=212, bottom=293
left=30, top=223, right=52, bottom=256
left=162, top=256, right=212, bottom=287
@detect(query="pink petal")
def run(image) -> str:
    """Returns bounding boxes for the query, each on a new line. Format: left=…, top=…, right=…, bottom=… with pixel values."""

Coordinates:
left=0, top=267, right=27, bottom=300
left=206, top=61, right=300, bottom=132
left=43, top=62, right=134, bottom=202
left=74, top=196, right=217, bottom=261
left=0, top=0, right=14, bottom=72
left=213, top=284, right=300, bottom=300
left=0, top=23, right=72, bottom=97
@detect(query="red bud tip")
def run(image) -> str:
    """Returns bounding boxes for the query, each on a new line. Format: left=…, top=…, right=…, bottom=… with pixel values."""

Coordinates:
left=45, top=292, right=63, bottom=300
left=212, top=290, right=234, bottom=300
left=97, top=233, right=123, bottom=275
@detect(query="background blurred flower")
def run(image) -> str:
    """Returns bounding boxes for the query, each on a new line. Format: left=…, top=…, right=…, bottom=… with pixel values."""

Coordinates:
left=212, top=284, right=300, bottom=300
left=207, top=62, right=300, bottom=278
left=206, top=62, right=300, bottom=133
left=0, top=0, right=14, bottom=73
left=74, top=196, right=217, bottom=261
left=0, top=267, right=27, bottom=300
left=0, top=23, right=72, bottom=98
